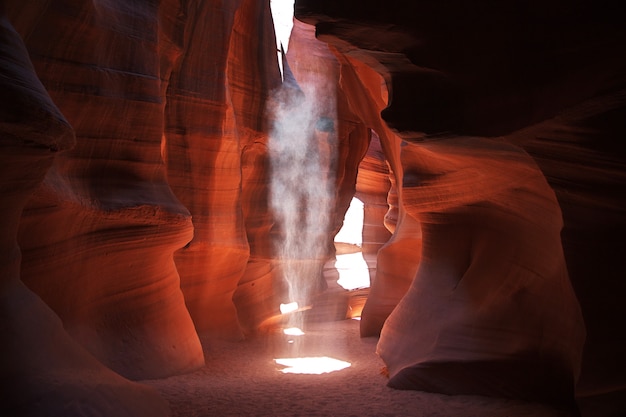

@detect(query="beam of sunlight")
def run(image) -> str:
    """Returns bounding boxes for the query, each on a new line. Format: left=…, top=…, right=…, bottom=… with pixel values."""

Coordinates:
left=268, top=16, right=337, bottom=335
left=274, top=357, right=351, bottom=374
left=270, top=0, right=294, bottom=51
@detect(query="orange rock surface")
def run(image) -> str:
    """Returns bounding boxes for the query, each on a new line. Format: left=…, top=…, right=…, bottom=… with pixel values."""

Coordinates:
left=9, top=0, right=203, bottom=381
left=2, top=0, right=625, bottom=415
left=0, top=10, right=169, bottom=416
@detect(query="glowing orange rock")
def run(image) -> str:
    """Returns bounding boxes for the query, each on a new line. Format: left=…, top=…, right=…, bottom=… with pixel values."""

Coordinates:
left=0, top=12, right=169, bottom=416
left=9, top=0, right=203, bottom=380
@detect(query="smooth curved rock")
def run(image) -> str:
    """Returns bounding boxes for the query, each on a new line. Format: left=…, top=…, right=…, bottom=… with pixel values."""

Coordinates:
left=294, top=0, right=626, bottom=408
left=354, top=131, right=392, bottom=255
left=0, top=12, right=169, bottom=417
left=8, top=0, right=204, bottom=380
left=164, top=0, right=252, bottom=340
left=326, top=51, right=419, bottom=337
left=505, top=89, right=626, bottom=400
left=380, top=137, right=585, bottom=406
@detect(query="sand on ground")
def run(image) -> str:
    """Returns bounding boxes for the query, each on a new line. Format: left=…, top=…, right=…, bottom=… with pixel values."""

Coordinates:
left=143, top=318, right=573, bottom=417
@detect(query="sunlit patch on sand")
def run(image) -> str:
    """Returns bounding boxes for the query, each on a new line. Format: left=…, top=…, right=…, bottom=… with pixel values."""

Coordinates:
left=283, top=327, right=305, bottom=336
left=274, top=357, right=351, bottom=374
left=279, top=302, right=299, bottom=314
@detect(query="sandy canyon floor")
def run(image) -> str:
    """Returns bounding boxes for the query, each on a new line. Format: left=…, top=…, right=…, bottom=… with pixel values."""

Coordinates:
left=143, top=318, right=574, bottom=417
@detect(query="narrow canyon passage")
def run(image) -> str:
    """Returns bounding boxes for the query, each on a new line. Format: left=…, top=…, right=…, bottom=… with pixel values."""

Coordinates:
left=2, top=1, right=625, bottom=416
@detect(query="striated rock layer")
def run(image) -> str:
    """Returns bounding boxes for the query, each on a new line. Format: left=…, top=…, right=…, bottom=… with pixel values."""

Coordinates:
left=230, top=0, right=284, bottom=335
left=4, top=0, right=288, bottom=383
left=2, top=0, right=624, bottom=414
left=164, top=0, right=281, bottom=339
left=327, top=51, right=420, bottom=338
left=0, top=11, right=169, bottom=417
left=354, top=130, right=392, bottom=256
left=296, top=0, right=625, bottom=410
left=9, top=0, right=204, bottom=381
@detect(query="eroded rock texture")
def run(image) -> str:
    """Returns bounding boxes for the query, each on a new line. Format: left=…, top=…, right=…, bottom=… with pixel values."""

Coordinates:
left=164, top=0, right=282, bottom=339
left=0, top=11, right=170, bottom=417
left=9, top=0, right=204, bottom=381
left=296, top=0, right=625, bottom=410
left=329, top=53, right=423, bottom=337
left=2, top=0, right=288, bottom=414
left=354, top=131, right=391, bottom=255
left=3, top=0, right=625, bottom=415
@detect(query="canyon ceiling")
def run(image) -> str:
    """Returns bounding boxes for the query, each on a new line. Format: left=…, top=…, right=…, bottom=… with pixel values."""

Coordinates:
left=1, top=0, right=625, bottom=416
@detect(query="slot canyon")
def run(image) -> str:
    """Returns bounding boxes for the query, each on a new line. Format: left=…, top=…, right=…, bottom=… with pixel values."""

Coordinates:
left=1, top=1, right=624, bottom=416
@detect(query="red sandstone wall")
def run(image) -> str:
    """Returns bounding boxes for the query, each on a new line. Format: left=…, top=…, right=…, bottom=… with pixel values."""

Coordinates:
left=0, top=8, right=170, bottom=416
left=163, top=0, right=283, bottom=340
left=11, top=0, right=203, bottom=381
left=1, top=0, right=284, bottom=415
left=3, top=0, right=625, bottom=415
left=296, top=0, right=625, bottom=410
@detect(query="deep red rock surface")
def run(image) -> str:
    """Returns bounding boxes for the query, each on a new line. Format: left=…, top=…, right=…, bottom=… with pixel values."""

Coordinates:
left=9, top=0, right=203, bottom=381
left=0, top=10, right=169, bottom=417
left=1, top=0, right=625, bottom=416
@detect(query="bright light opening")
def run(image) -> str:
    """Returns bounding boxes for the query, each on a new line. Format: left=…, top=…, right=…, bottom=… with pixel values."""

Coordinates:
left=334, top=197, right=364, bottom=247
left=283, top=327, right=305, bottom=336
left=270, top=0, right=295, bottom=79
left=334, top=197, right=370, bottom=291
left=280, top=301, right=299, bottom=314
left=335, top=252, right=370, bottom=290
left=274, top=357, right=351, bottom=374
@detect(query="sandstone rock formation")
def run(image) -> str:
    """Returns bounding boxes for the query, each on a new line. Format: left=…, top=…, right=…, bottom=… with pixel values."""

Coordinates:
left=328, top=53, right=422, bottom=337
left=381, top=136, right=585, bottom=405
left=296, top=0, right=625, bottom=410
left=2, top=0, right=625, bottom=415
left=3, top=0, right=331, bottom=402
left=354, top=131, right=392, bottom=255
left=163, top=0, right=283, bottom=339
left=9, top=0, right=204, bottom=381
left=3, top=0, right=289, bottom=414
left=0, top=10, right=169, bottom=417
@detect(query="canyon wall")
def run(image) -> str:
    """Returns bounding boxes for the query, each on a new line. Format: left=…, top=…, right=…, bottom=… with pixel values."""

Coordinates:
left=296, top=0, right=625, bottom=412
left=2, top=0, right=625, bottom=415
left=163, top=0, right=281, bottom=340
left=1, top=0, right=295, bottom=415
left=9, top=0, right=209, bottom=381
left=1, top=1, right=367, bottom=414
left=0, top=6, right=170, bottom=416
